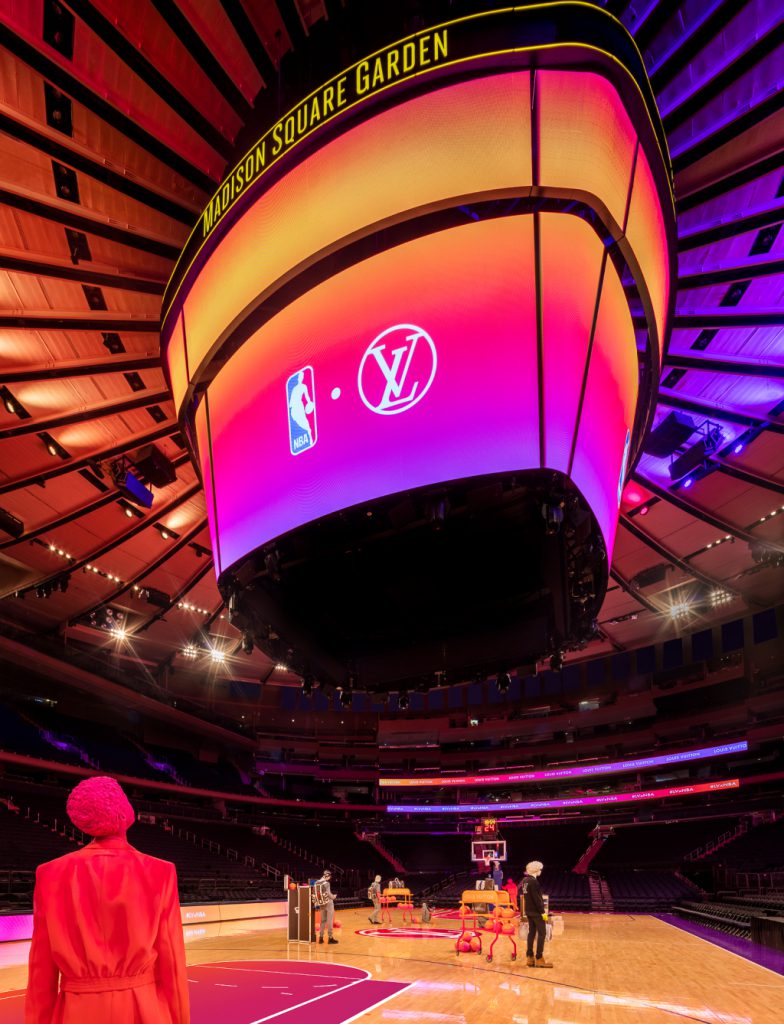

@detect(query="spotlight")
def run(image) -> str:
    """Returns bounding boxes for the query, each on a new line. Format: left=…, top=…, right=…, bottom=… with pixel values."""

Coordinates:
left=639, top=505, right=649, bottom=516
left=496, top=672, right=511, bottom=694
left=682, top=477, right=694, bottom=489
left=542, top=501, right=564, bottom=535
left=110, top=626, right=127, bottom=640
left=550, top=651, right=564, bottom=673
left=209, top=647, right=226, bottom=663
left=241, top=631, right=254, bottom=655
left=161, top=530, right=169, bottom=540
left=124, top=507, right=134, bottom=518
left=398, top=691, right=410, bottom=711
left=182, top=644, right=198, bottom=658
left=733, top=442, right=744, bottom=455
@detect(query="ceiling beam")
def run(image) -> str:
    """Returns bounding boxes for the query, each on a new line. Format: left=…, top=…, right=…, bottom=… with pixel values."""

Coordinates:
left=676, top=150, right=784, bottom=214
left=62, top=0, right=235, bottom=161
left=678, top=255, right=784, bottom=290
left=0, top=311, right=160, bottom=332
left=661, top=353, right=784, bottom=379
left=71, top=517, right=207, bottom=624
left=0, top=388, right=170, bottom=440
left=714, top=459, right=784, bottom=498
left=619, top=515, right=739, bottom=596
left=661, top=11, right=782, bottom=131
left=0, top=18, right=217, bottom=194
left=645, top=309, right=784, bottom=330
left=678, top=198, right=784, bottom=251
left=0, top=490, right=120, bottom=550
left=220, top=0, right=278, bottom=87
left=18, top=481, right=201, bottom=595
left=277, top=0, right=309, bottom=49
left=0, top=454, right=191, bottom=551
left=0, top=249, right=165, bottom=295
left=148, top=0, right=252, bottom=122
left=0, top=353, right=161, bottom=384
left=0, top=103, right=200, bottom=223
left=0, top=422, right=178, bottom=496
left=649, top=0, right=752, bottom=92
left=631, top=1, right=674, bottom=54
left=137, top=555, right=215, bottom=633
left=672, top=91, right=783, bottom=173
left=632, top=470, right=784, bottom=553
left=609, top=566, right=661, bottom=616
left=0, top=182, right=182, bottom=260
left=658, top=389, right=784, bottom=435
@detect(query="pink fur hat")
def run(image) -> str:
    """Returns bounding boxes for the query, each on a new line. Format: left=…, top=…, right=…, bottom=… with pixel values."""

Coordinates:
left=66, top=776, right=135, bottom=837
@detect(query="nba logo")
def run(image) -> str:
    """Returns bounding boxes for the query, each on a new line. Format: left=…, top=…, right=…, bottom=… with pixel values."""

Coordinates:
left=286, top=366, right=317, bottom=455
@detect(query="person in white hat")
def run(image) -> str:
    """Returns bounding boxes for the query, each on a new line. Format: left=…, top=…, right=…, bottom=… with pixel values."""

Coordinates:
left=521, top=860, right=553, bottom=968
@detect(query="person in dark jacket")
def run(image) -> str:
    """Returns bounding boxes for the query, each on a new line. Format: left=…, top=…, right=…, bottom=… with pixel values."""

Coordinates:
left=520, top=860, right=553, bottom=968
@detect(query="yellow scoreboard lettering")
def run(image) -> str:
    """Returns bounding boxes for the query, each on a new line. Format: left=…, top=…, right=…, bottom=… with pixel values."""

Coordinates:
left=201, top=28, right=449, bottom=240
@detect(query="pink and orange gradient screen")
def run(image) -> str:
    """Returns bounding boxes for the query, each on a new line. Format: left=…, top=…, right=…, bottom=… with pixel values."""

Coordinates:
left=167, top=67, right=669, bottom=413
left=200, top=216, right=638, bottom=576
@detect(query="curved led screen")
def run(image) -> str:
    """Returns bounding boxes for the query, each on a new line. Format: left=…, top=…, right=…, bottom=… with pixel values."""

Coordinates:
left=198, top=214, right=637, bottom=575
left=379, top=741, right=749, bottom=788
left=388, top=778, right=741, bottom=814
left=163, top=6, right=676, bottom=687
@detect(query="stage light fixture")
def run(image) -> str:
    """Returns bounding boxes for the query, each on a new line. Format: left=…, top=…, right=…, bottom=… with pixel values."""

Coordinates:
left=639, top=505, right=649, bottom=516
left=682, top=477, right=694, bottom=489
left=110, top=625, right=128, bottom=640
left=209, top=647, right=226, bottom=663
left=38, top=432, right=70, bottom=460
left=0, top=507, right=24, bottom=539
left=541, top=501, right=565, bottom=536
left=111, top=458, right=154, bottom=509
left=733, top=442, right=744, bottom=455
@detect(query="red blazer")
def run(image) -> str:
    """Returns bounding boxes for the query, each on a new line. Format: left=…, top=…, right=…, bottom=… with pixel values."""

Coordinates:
left=26, top=836, right=189, bottom=1024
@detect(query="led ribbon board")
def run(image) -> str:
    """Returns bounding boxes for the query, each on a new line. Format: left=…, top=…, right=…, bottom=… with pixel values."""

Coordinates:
left=379, top=741, right=749, bottom=788
left=387, top=778, right=741, bottom=814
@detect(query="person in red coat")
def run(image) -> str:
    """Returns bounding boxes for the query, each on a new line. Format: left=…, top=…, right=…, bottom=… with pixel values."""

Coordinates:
left=25, top=776, right=190, bottom=1024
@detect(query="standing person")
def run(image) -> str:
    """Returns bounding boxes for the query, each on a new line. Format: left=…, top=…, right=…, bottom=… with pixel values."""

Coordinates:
left=491, top=860, right=504, bottom=890
left=317, top=870, right=339, bottom=945
left=25, top=776, right=189, bottom=1024
left=520, top=860, right=553, bottom=968
left=503, top=875, right=518, bottom=908
left=368, top=875, right=382, bottom=924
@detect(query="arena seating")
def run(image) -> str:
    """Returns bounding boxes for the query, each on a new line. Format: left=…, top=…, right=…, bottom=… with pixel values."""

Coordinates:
left=0, top=704, right=85, bottom=767
left=602, top=869, right=694, bottom=911
left=591, top=820, right=740, bottom=869
left=674, top=899, right=756, bottom=937
left=700, top=817, right=784, bottom=870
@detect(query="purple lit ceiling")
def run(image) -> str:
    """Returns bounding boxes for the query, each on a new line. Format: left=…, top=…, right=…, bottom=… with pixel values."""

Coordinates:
left=0, top=0, right=781, bottom=708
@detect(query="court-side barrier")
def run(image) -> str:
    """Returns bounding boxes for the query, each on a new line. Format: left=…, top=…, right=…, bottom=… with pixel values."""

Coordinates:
left=0, top=899, right=287, bottom=944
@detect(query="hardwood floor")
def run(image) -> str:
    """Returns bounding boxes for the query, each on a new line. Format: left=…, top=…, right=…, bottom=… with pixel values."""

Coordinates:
left=1, top=910, right=782, bottom=1023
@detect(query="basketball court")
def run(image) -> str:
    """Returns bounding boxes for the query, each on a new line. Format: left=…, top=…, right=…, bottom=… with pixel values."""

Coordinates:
left=1, top=910, right=782, bottom=1023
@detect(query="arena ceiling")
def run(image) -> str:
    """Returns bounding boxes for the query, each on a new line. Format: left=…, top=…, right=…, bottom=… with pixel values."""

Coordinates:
left=0, top=0, right=782, bottom=700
